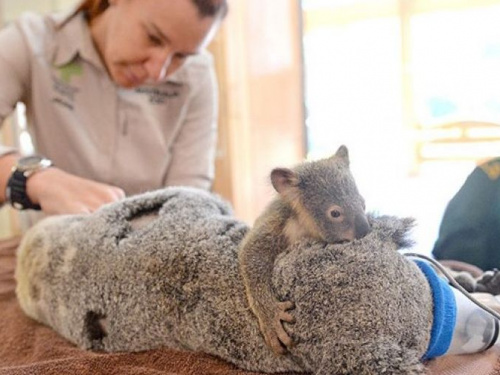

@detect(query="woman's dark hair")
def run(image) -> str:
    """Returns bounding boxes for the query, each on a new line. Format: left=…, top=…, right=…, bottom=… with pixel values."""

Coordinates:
left=76, top=0, right=228, bottom=22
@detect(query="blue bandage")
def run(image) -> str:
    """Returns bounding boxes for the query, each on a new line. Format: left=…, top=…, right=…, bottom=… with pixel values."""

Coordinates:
left=414, top=260, right=456, bottom=360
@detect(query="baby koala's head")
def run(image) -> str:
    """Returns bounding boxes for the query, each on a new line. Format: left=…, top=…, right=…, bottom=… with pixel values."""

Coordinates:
left=271, top=145, right=370, bottom=243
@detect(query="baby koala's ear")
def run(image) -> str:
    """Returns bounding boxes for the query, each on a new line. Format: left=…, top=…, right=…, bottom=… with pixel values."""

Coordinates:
left=271, top=168, right=299, bottom=194
left=331, top=145, right=350, bottom=166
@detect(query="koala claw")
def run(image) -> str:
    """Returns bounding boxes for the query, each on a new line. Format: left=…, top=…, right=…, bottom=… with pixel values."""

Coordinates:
left=260, top=300, right=295, bottom=355
left=277, top=300, right=296, bottom=323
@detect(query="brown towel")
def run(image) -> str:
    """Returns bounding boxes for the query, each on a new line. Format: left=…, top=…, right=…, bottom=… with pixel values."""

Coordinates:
left=0, top=236, right=499, bottom=375
left=427, top=348, right=500, bottom=375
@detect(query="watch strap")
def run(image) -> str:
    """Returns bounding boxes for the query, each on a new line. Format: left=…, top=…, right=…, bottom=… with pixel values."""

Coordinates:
left=6, top=169, right=41, bottom=210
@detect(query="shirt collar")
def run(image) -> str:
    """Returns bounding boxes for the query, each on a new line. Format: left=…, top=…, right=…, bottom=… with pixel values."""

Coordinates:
left=51, top=10, right=104, bottom=70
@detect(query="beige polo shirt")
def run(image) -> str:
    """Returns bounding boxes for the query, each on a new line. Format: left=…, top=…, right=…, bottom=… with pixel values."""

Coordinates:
left=0, top=10, right=218, bottom=195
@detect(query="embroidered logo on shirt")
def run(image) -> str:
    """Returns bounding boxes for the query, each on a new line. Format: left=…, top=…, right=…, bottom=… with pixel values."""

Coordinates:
left=58, top=62, right=83, bottom=83
left=135, top=87, right=181, bottom=104
left=50, top=61, right=82, bottom=110
left=51, top=75, right=80, bottom=111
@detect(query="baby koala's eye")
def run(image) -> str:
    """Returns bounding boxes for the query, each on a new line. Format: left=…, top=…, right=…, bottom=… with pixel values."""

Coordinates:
left=327, top=205, right=344, bottom=221
left=331, top=210, right=341, bottom=218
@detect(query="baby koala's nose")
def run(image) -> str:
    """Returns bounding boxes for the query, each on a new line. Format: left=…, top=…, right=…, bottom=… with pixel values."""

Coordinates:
left=354, top=214, right=371, bottom=239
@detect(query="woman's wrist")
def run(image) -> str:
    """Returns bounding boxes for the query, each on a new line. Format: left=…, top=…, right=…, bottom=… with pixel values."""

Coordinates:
left=5, top=155, right=54, bottom=210
left=0, top=153, right=20, bottom=204
left=26, top=166, right=57, bottom=206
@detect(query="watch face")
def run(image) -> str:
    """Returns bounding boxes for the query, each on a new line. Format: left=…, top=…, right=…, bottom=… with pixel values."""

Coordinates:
left=17, top=155, right=52, bottom=172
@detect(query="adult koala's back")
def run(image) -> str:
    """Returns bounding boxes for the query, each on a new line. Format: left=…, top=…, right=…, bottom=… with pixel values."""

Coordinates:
left=16, top=187, right=433, bottom=375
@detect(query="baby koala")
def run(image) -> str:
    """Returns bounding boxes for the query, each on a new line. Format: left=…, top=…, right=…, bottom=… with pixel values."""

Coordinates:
left=239, top=145, right=371, bottom=355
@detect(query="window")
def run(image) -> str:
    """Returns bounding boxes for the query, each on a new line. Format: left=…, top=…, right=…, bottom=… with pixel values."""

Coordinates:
left=411, top=4, right=500, bottom=164
left=302, top=0, right=500, bottom=253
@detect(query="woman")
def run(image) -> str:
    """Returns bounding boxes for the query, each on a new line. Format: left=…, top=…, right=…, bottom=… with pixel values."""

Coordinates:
left=0, top=0, right=227, bottom=215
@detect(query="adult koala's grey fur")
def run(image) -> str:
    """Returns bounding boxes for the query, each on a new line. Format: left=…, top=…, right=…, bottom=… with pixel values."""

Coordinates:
left=16, top=187, right=433, bottom=375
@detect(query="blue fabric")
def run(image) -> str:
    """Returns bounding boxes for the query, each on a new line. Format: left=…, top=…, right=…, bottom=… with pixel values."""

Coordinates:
left=414, top=260, right=457, bottom=360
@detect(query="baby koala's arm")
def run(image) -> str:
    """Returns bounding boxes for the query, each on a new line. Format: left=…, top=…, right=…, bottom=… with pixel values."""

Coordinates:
left=239, top=208, right=295, bottom=355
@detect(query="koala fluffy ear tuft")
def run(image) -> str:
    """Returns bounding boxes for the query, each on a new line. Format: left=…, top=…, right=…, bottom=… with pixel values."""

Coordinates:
left=271, top=168, right=299, bottom=194
left=333, top=145, right=350, bottom=166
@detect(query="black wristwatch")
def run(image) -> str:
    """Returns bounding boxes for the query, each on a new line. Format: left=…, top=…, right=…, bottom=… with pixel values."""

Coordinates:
left=6, top=155, right=53, bottom=210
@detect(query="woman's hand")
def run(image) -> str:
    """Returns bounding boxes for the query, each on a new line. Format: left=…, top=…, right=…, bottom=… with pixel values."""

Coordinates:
left=26, top=167, right=126, bottom=215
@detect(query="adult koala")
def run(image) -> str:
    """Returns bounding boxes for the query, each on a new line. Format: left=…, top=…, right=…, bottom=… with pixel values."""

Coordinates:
left=16, top=187, right=432, bottom=375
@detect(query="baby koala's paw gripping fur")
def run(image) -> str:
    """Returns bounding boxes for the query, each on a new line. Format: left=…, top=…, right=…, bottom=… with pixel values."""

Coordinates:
left=256, top=299, right=295, bottom=355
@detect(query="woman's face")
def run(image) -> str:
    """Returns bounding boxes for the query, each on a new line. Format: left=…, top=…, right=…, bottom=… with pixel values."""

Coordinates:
left=91, top=0, right=221, bottom=88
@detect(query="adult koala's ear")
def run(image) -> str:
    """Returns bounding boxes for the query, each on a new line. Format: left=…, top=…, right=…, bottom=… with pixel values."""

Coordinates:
left=271, top=168, right=299, bottom=195
left=332, top=145, right=350, bottom=166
